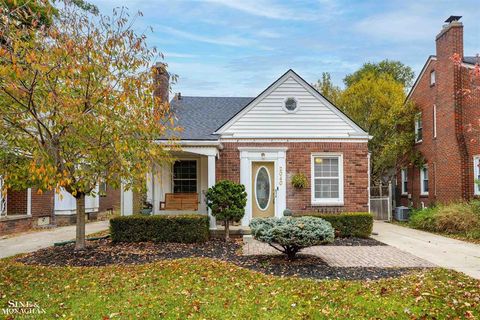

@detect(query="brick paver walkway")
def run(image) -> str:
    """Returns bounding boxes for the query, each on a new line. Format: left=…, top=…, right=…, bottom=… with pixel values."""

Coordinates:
left=243, top=238, right=434, bottom=268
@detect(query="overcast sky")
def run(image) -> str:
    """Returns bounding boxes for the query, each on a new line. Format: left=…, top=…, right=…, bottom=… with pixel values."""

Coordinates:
left=91, top=0, right=480, bottom=97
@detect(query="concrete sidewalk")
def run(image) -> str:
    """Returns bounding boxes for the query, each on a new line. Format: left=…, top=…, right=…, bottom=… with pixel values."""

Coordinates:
left=0, top=220, right=109, bottom=259
left=372, top=221, right=480, bottom=279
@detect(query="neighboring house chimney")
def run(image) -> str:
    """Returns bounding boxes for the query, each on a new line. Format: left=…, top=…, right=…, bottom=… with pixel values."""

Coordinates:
left=154, top=62, right=170, bottom=104
left=436, top=16, right=470, bottom=200
left=436, top=16, right=463, bottom=61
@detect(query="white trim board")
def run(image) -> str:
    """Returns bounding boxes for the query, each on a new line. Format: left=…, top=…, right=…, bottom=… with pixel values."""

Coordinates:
left=221, top=138, right=369, bottom=143
left=239, top=148, right=287, bottom=226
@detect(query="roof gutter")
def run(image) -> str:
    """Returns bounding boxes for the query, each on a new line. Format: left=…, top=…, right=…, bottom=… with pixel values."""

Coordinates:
left=155, top=139, right=222, bottom=147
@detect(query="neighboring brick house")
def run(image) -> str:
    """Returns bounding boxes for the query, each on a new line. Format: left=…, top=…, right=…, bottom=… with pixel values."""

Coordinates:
left=121, top=69, right=370, bottom=228
left=397, top=16, right=480, bottom=208
left=0, top=184, right=120, bottom=235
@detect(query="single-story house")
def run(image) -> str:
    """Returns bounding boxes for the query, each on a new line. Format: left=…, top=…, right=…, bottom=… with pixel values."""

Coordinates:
left=121, top=69, right=371, bottom=228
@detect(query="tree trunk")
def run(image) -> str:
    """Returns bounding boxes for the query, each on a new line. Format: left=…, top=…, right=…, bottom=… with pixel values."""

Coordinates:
left=285, top=245, right=298, bottom=260
left=224, top=219, right=230, bottom=241
left=75, top=193, right=86, bottom=250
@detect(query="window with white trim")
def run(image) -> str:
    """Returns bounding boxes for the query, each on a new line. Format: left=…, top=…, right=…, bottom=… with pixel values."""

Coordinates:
left=430, top=70, right=436, bottom=86
left=401, top=168, right=408, bottom=195
left=415, top=113, right=423, bottom=142
left=420, top=165, right=429, bottom=195
left=433, top=105, right=437, bottom=138
left=474, top=156, right=480, bottom=195
left=311, top=154, right=344, bottom=205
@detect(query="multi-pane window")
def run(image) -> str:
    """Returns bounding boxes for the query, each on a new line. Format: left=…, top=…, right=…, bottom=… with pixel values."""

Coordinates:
left=474, top=156, right=480, bottom=195
left=311, top=154, right=343, bottom=204
left=415, top=113, right=423, bottom=142
left=401, top=168, right=408, bottom=195
left=420, top=166, right=429, bottom=195
left=430, top=70, right=436, bottom=86
left=173, top=160, right=197, bottom=193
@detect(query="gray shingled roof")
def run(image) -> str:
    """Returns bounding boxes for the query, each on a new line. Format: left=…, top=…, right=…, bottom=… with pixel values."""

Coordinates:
left=464, top=56, right=479, bottom=65
left=165, top=96, right=254, bottom=140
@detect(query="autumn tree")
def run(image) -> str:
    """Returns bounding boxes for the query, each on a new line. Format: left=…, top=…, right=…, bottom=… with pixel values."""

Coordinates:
left=337, top=72, right=418, bottom=182
left=0, top=3, right=176, bottom=249
left=0, top=0, right=57, bottom=29
left=344, top=60, right=415, bottom=88
left=314, top=72, right=342, bottom=105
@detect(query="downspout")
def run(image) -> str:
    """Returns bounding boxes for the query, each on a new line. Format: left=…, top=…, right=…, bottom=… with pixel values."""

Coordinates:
left=454, top=65, right=470, bottom=200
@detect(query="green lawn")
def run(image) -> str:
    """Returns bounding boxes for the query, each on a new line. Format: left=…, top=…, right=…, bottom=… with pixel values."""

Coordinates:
left=1, top=258, right=479, bottom=319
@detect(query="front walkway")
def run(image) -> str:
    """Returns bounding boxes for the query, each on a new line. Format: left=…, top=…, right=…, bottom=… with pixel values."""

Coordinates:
left=372, top=221, right=480, bottom=279
left=0, top=220, right=109, bottom=259
left=243, top=238, right=433, bottom=268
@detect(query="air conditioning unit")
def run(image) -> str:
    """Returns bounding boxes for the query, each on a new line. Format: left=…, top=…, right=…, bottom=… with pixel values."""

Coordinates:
left=394, top=206, right=411, bottom=222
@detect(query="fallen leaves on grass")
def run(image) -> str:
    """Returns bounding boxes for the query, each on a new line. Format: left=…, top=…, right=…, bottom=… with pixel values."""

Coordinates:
left=0, top=258, right=479, bottom=319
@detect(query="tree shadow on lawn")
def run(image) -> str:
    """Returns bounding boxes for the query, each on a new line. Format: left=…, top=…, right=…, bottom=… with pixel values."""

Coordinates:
left=15, top=238, right=422, bottom=281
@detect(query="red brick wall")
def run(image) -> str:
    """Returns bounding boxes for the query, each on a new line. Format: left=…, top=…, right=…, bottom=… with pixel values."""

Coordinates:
left=1, top=188, right=54, bottom=235
left=5, top=189, right=28, bottom=215
left=31, top=189, right=54, bottom=218
left=99, top=185, right=121, bottom=212
left=217, top=141, right=369, bottom=213
left=401, top=21, right=480, bottom=208
left=461, top=67, right=480, bottom=199
left=0, top=216, right=32, bottom=235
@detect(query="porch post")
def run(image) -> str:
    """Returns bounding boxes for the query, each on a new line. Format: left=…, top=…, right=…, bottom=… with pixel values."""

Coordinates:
left=27, top=188, right=32, bottom=216
left=207, top=155, right=216, bottom=229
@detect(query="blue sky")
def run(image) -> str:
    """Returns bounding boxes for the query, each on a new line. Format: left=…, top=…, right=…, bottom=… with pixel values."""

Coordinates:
left=92, top=0, right=480, bottom=97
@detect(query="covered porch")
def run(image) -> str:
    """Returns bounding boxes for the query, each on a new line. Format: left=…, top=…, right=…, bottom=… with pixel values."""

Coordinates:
left=121, top=142, right=219, bottom=229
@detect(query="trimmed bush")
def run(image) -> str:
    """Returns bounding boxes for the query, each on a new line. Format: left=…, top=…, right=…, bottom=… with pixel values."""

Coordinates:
left=206, top=180, right=247, bottom=240
left=249, top=216, right=334, bottom=259
left=110, top=214, right=209, bottom=243
left=297, top=212, right=373, bottom=238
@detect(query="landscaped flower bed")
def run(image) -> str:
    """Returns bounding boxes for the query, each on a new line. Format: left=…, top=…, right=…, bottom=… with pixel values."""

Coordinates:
left=16, top=237, right=404, bottom=281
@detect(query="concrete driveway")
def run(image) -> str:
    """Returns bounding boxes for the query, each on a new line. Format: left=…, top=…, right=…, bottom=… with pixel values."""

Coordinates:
left=372, top=221, right=480, bottom=279
left=0, top=220, right=109, bottom=259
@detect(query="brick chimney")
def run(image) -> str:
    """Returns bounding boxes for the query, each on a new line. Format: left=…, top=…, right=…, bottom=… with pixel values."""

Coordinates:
left=436, top=16, right=463, bottom=61
left=153, top=62, right=170, bottom=103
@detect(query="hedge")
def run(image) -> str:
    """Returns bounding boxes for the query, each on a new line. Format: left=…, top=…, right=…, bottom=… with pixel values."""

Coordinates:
left=296, top=212, right=373, bottom=238
left=110, top=214, right=210, bottom=243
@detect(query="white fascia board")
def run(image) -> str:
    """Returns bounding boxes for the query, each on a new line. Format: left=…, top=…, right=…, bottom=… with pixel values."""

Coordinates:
left=155, top=140, right=221, bottom=147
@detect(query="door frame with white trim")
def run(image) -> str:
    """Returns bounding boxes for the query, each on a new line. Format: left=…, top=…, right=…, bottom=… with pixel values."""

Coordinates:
left=239, top=147, right=287, bottom=226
